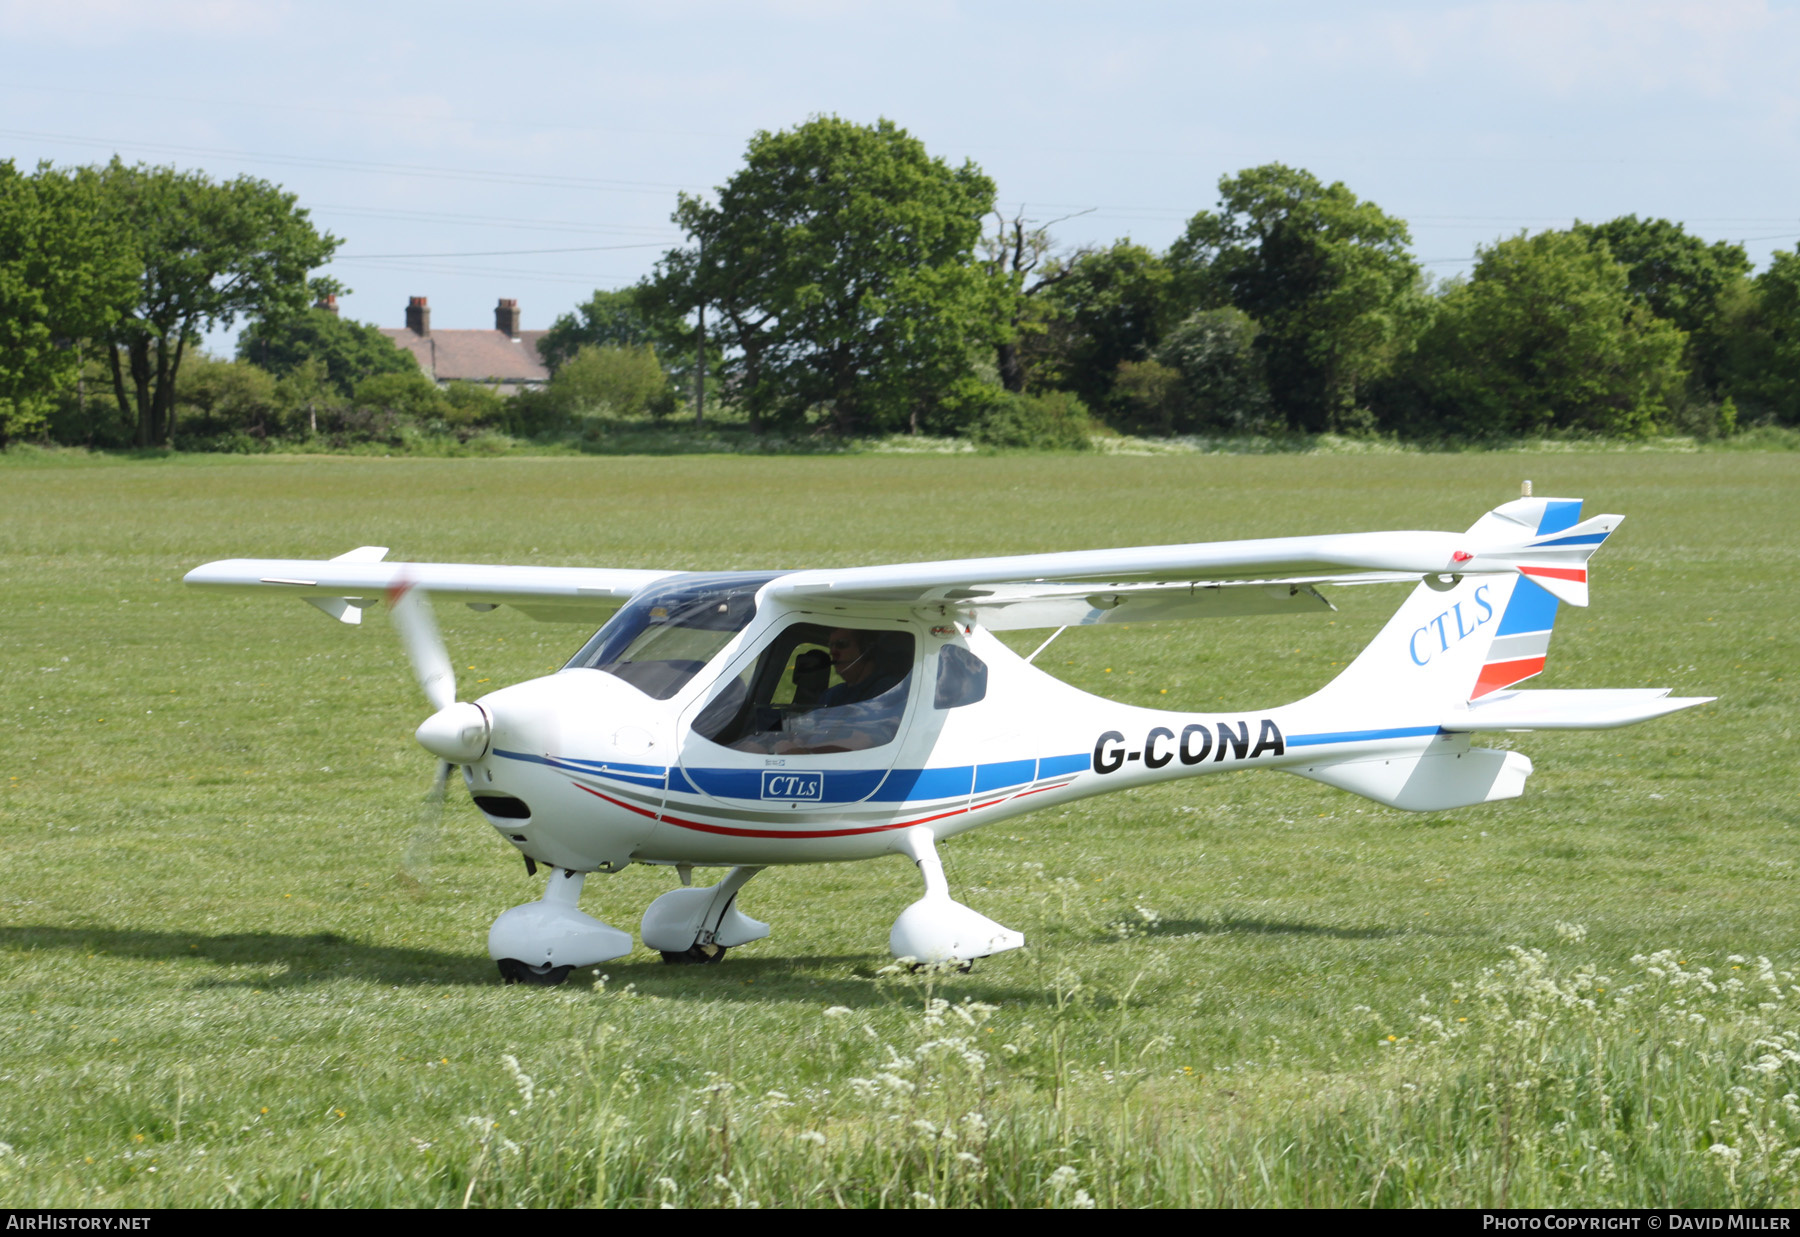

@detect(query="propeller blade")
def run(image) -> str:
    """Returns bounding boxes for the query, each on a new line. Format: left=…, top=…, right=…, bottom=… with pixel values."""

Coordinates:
left=387, top=580, right=456, bottom=713
left=403, top=759, right=453, bottom=884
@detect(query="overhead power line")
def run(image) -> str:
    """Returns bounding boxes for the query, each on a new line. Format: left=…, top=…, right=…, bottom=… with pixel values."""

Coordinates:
left=0, top=79, right=741, bottom=144
left=336, top=243, right=670, bottom=259
left=0, top=126, right=705, bottom=195
left=312, top=203, right=679, bottom=239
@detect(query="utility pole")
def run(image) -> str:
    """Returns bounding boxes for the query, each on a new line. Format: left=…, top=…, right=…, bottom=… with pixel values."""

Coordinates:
left=693, top=234, right=706, bottom=429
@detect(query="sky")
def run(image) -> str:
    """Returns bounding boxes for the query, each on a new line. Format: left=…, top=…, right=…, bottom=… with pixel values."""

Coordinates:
left=3, top=0, right=1796, bottom=352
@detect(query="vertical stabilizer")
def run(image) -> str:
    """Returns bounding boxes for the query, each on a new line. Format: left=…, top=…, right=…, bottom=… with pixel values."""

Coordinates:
left=1305, top=498, right=1599, bottom=720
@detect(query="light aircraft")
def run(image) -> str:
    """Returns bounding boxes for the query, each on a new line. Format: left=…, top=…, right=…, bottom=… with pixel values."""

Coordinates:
left=185, top=487, right=1709, bottom=984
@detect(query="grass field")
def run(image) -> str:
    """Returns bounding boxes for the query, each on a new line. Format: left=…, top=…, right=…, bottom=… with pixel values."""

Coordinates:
left=1, top=450, right=1796, bottom=1207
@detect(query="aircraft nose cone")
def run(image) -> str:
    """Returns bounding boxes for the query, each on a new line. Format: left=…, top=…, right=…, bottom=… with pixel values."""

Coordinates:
left=415, top=701, right=491, bottom=763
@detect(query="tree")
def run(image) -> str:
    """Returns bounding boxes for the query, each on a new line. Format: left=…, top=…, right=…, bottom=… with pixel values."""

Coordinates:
left=1035, top=242, right=1175, bottom=415
left=967, top=390, right=1092, bottom=449
left=1717, top=249, right=1800, bottom=426
left=538, top=288, right=663, bottom=373
left=1571, top=215, right=1751, bottom=395
left=1396, top=230, right=1687, bottom=438
left=237, top=305, right=415, bottom=396
left=353, top=369, right=448, bottom=419
left=171, top=354, right=281, bottom=442
left=545, top=344, right=676, bottom=419
left=1170, top=164, right=1424, bottom=433
left=0, top=161, right=138, bottom=444
left=95, top=160, right=339, bottom=447
left=647, top=116, right=1001, bottom=435
left=981, top=208, right=1089, bottom=393
left=1152, top=307, right=1274, bottom=433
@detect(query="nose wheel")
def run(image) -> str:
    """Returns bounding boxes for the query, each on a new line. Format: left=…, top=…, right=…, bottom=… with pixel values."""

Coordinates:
left=660, top=942, right=728, bottom=965
left=496, top=958, right=574, bottom=986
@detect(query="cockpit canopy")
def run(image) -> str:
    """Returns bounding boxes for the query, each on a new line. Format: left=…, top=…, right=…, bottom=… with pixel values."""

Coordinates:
left=563, top=572, right=779, bottom=700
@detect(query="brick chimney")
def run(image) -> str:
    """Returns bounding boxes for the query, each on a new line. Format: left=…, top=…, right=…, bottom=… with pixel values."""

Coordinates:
left=315, top=293, right=339, bottom=315
left=405, top=296, right=431, bottom=337
left=495, top=298, right=521, bottom=339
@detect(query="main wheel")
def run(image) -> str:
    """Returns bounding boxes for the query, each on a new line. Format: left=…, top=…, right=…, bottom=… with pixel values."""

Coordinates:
left=497, top=957, right=574, bottom=986
left=660, top=942, right=728, bottom=965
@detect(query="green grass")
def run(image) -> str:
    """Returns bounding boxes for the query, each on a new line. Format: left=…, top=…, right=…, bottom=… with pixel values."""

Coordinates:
left=1, top=451, right=1796, bottom=1206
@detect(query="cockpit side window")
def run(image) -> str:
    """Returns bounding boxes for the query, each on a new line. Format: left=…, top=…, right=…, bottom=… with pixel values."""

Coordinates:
left=934, top=644, right=988, bottom=708
left=692, top=622, right=915, bottom=754
left=563, top=572, right=779, bottom=701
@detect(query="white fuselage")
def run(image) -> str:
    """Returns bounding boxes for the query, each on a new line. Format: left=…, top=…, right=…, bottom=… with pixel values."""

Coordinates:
left=461, top=605, right=1433, bottom=874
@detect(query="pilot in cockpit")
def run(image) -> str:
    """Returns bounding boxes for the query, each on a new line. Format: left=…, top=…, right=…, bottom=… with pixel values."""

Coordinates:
left=727, top=627, right=912, bottom=755
left=819, top=628, right=905, bottom=707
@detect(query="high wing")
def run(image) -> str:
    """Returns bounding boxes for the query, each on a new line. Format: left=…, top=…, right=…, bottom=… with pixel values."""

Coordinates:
left=184, top=496, right=1616, bottom=632
left=183, top=546, right=676, bottom=624
left=763, top=496, right=1621, bottom=630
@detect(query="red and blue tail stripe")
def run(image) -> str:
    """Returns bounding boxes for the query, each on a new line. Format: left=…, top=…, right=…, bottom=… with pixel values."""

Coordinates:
left=1472, top=500, right=1582, bottom=698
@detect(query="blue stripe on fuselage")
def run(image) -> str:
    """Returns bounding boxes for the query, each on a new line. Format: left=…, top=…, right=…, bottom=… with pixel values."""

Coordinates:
left=1040, top=752, right=1092, bottom=777
left=870, top=765, right=974, bottom=802
left=974, top=759, right=1037, bottom=794
left=492, top=749, right=668, bottom=789
left=1286, top=726, right=1444, bottom=747
left=493, top=749, right=1095, bottom=804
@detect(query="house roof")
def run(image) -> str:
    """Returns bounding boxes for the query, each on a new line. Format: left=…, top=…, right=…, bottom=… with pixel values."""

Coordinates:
left=380, top=328, right=551, bottom=384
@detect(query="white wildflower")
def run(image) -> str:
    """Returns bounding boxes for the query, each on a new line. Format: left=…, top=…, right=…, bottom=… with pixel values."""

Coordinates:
left=1048, top=1164, right=1079, bottom=1191
left=822, top=1006, right=853, bottom=1017
left=500, top=1054, right=535, bottom=1108
left=1072, top=1188, right=1097, bottom=1209
left=797, top=1131, right=827, bottom=1147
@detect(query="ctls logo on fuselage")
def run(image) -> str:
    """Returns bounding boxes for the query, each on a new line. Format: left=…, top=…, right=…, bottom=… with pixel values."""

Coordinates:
left=1093, top=719, right=1285, bottom=775
left=761, top=770, right=824, bottom=801
left=1411, top=583, right=1494, bottom=666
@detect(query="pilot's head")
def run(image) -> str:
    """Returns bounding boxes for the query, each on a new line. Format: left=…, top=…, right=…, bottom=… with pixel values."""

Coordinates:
left=827, top=628, right=876, bottom=684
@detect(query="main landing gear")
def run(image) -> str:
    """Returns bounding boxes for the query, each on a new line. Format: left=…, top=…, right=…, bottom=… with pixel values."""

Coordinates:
left=888, top=826, right=1024, bottom=967
left=640, top=865, right=770, bottom=965
left=488, top=866, right=633, bottom=985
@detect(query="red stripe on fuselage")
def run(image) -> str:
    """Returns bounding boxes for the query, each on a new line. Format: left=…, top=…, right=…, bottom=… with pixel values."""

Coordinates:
left=573, top=780, right=1067, bottom=840
left=1471, top=655, right=1547, bottom=698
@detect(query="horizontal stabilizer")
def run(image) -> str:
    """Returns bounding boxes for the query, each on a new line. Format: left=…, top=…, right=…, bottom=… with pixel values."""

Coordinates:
left=1442, top=688, right=1712, bottom=732
left=1511, top=514, right=1622, bottom=606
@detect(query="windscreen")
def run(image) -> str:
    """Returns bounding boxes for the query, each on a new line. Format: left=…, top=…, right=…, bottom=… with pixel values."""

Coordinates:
left=563, top=572, right=780, bottom=700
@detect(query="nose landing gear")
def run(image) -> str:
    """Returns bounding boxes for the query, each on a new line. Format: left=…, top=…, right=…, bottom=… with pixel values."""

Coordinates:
left=496, top=959, right=575, bottom=986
